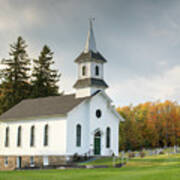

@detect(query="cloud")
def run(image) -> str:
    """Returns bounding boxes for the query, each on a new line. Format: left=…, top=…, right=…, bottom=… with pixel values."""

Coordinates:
left=0, top=2, right=42, bottom=32
left=108, top=65, right=180, bottom=106
left=0, top=0, right=180, bottom=106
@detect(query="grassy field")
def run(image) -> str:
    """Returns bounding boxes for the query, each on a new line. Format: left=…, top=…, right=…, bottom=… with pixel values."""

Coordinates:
left=0, top=154, right=180, bottom=180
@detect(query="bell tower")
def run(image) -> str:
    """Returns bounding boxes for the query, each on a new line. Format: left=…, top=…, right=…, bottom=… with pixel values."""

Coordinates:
left=73, top=19, right=108, bottom=98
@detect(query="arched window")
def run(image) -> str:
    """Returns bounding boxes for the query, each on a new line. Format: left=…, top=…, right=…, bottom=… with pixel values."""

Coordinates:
left=106, top=127, right=111, bottom=148
left=82, top=66, right=86, bottom=76
left=76, top=124, right=81, bottom=147
left=44, top=125, right=48, bottom=146
left=17, top=126, right=22, bottom=147
left=30, top=126, right=35, bottom=147
left=5, top=127, right=9, bottom=147
left=95, top=66, right=99, bottom=76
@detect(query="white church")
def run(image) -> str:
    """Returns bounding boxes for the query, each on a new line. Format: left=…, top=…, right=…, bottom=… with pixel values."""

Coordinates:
left=0, top=20, right=123, bottom=170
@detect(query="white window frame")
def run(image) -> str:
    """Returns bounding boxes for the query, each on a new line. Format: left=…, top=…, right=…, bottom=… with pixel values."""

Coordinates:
left=5, top=127, right=9, bottom=147
left=95, top=65, right=99, bottom=76
left=82, top=65, right=87, bottom=76
left=30, top=126, right=35, bottom=147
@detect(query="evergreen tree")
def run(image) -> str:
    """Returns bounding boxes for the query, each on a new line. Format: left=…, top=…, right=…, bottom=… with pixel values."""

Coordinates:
left=31, top=45, right=60, bottom=98
left=0, top=36, right=31, bottom=114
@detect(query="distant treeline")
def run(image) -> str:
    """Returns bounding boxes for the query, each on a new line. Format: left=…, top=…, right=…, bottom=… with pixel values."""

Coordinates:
left=117, top=101, right=180, bottom=151
left=0, top=36, right=61, bottom=115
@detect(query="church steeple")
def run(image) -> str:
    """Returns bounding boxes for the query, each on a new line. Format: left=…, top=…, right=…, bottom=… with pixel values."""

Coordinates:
left=74, top=20, right=108, bottom=98
left=84, top=18, right=97, bottom=53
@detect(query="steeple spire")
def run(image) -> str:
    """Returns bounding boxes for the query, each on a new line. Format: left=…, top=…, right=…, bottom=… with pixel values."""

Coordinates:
left=74, top=19, right=108, bottom=98
left=84, top=18, right=97, bottom=53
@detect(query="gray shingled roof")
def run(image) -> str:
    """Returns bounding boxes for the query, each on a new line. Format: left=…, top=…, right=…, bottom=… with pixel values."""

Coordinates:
left=74, top=51, right=107, bottom=63
left=0, top=94, right=88, bottom=121
left=73, top=78, right=108, bottom=89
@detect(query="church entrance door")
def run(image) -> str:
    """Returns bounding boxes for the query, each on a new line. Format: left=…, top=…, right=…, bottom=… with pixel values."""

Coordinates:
left=94, top=131, right=101, bottom=155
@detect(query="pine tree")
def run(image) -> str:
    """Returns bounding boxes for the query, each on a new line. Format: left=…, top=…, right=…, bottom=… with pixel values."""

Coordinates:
left=31, top=45, right=61, bottom=98
left=0, top=36, right=31, bottom=113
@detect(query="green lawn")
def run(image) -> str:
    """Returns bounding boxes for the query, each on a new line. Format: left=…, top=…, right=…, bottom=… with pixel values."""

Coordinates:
left=0, top=154, right=180, bottom=180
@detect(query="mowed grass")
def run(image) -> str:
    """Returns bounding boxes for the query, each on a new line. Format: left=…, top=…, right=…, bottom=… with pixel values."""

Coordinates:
left=0, top=154, right=180, bottom=180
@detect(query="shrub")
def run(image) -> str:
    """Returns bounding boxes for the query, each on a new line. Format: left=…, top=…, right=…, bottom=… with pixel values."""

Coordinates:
left=140, top=151, right=145, bottom=158
left=72, top=153, right=91, bottom=162
left=128, top=152, right=135, bottom=158
left=84, top=153, right=88, bottom=161
left=159, top=151, right=164, bottom=155
left=72, top=153, right=81, bottom=162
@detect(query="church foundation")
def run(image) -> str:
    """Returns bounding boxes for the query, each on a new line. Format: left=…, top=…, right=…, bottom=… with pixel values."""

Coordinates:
left=0, top=155, right=68, bottom=170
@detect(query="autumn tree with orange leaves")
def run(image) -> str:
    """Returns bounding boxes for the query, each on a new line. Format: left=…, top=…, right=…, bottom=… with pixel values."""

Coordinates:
left=117, top=101, right=180, bottom=151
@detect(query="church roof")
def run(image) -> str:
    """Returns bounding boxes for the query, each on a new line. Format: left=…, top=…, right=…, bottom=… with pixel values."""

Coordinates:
left=73, top=78, right=108, bottom=89
left=74, top=51, right=107, bottom=63
left=0, top=94, right=88, bottom=121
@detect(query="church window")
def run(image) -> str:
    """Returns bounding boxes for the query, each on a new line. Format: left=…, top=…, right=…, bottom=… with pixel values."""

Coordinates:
left=30, top=156, right=35, bottom=167
left=17, top=126, right=22, bottom=147
left=43, top=156, right=49, bottom=166
left=30, top=126, right=35, bottom=147
left=5, top=127, right=9, bottom=147
left=106, top=127, right=111, bottom=148
left=44, top=124, right=49, bottom=146
left=4, top=157, right=8, bottom=166
left=82, top=66, right=86, bottom=76
left=95, top=65, right=99, bottom=76
left=76, top=124, right=81, bottom=147
left=96, top=109, right=102, bottom=118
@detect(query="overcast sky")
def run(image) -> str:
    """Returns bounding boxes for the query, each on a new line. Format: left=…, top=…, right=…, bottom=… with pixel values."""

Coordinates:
left=0, top=0, right=180, bottom=106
